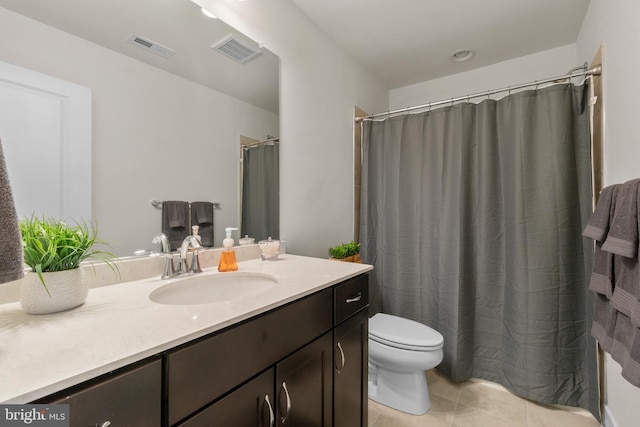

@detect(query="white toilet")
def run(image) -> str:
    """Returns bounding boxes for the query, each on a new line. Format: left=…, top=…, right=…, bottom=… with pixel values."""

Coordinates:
left=368, top=313, right=444, bottom=415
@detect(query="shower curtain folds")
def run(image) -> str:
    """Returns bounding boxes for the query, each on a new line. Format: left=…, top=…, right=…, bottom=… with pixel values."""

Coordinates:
left=360, top=83, right=598, bottom=418
left=241, top=143, right=279, bottom=242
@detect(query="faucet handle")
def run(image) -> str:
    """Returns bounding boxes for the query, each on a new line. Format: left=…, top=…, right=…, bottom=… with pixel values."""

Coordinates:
left=189, top=249, right=203, bottom=274
left=161, top=253, right=175, bottom=279
left=177, top=257, right=189, bottom=276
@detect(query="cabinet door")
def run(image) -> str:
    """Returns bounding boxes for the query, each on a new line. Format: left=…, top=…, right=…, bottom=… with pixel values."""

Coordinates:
left=43, top=357, right=162, bottom=427
left=166, top=289, right=332, bottom=425
left=275, top=331, right=333, bottom=427
left=178, top=369, right=275, bottom=427
left=334, top=308, right=368, bottom=427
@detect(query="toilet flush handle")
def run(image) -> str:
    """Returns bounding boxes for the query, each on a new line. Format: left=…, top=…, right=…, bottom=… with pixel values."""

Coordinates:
left=346, top=292, right=362, bottom=303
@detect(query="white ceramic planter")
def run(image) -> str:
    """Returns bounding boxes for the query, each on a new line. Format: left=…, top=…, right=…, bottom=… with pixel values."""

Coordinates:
left=20, top=268, right=88, bottom=314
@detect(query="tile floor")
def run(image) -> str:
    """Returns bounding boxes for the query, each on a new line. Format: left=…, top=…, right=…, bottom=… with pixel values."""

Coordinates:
left=368, top=369, right=601, bottom=427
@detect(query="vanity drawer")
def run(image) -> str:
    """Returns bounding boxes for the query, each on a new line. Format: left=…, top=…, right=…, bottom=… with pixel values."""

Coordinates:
left=42, top=357, right=162, bottom=427
left=166, top=288, right=333, bottom=426
left=334, top=274, right=369, bottom=325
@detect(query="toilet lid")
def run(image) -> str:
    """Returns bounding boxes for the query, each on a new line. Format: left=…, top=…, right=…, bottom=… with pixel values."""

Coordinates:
left=369, top=313, right=444, bottom=351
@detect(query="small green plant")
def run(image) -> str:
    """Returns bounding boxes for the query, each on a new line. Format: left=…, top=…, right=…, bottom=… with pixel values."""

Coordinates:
left=19, top=215, right=117, bottom=295
left=328, top=241, right=360, bottom=259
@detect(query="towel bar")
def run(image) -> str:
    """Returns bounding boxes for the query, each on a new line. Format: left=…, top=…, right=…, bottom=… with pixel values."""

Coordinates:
left=151, top=200, right=221, bottom=209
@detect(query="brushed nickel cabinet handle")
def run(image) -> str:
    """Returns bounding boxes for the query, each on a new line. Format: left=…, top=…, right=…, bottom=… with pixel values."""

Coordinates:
left=280, top=381, right=292, bottom=424
left=346, top=293, right=362, bottom=303
left=336, top=342, right=345, bottom=373
left=263, top=394, right=274, bottom=427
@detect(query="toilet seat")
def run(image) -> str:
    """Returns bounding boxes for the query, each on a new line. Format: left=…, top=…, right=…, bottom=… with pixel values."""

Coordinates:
left=369, top=313, right=444, bottom=351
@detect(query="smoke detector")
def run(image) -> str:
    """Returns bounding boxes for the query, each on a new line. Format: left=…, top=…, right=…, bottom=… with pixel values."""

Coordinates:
left=127, top=34, right=175, bottom=58
left=211, top=34, right=263, bottom=63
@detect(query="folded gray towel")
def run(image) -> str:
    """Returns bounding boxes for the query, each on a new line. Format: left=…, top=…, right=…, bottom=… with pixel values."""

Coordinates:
left=602, top=179, right=640, bottom=258
left=0, top=139, right=24, bottom=284
left=591, top=293, right=617, bottom=354
left=611, top=312, right=640, bottom=387
left=609, top=254, right=640, bottom=321
left=162, top=201, right=190, bottom=251
left=587, top=185, right=620, bottom=299
left=583, top=184, right=620, bottom=241
left=589, top=242, right=615, bottom=298
left=190, top=201, right=214, bottom=247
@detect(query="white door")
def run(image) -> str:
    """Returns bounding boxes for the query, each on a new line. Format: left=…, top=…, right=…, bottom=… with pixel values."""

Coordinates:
left=0, top=60, right=91, bottom=221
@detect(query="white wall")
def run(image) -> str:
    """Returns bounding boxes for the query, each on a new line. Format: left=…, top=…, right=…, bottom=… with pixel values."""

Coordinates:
left=193, top=0, right=389, bottom=258
left=390, top=44, right=578, bottom=110
left=0, top=7, right=279, bottom=256
left=576, top=1, right=640, bottom=426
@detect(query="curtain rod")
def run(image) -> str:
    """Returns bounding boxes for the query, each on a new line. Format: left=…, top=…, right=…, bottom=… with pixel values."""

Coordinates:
left=242, top=136, right=280, bottom=149
left=356, top=64, right=602, bottom=122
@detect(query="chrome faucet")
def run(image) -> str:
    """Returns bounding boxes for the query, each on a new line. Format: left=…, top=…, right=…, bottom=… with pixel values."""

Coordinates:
left=152, top=232, right=175, bottom=279
left=178, top=235, right=203, bottom=275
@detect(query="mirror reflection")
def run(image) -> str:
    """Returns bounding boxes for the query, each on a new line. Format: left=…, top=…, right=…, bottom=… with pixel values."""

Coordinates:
left=0, top=0, right=279, bottom=256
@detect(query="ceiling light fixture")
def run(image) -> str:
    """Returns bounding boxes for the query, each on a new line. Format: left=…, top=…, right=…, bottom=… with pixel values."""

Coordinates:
left=450, top=49, right=475, bottom=63
left=201, top=7, right=217, bottom=19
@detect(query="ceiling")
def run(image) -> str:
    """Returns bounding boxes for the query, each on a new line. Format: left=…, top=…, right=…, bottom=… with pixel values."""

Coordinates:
left=0, top=0, right=280, bottom=114
left=291, top=0, right=591, bottom=89
left=0, top=0, right=591, bottom=105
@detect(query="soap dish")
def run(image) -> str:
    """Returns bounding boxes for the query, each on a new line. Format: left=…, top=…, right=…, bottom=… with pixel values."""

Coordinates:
left=259, top=237, right=280, bottom=260
left=239, top=235, right=255, bottom=245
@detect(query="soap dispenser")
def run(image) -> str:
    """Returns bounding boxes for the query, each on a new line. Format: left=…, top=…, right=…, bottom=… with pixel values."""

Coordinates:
left=218, top=227, right=238, bottom=272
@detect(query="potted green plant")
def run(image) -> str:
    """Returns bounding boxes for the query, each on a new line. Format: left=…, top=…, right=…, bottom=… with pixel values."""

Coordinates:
left=19, top=215, right=117, bottom=314
left=328, top=241, right=361, bottom=263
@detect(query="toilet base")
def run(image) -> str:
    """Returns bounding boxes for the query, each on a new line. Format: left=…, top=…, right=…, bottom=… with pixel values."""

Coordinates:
left=368, top=366, right=430, bottom=415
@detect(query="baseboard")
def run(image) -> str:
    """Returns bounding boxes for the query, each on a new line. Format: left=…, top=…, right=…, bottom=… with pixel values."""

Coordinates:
left=602, top=404, right=619, bottom=427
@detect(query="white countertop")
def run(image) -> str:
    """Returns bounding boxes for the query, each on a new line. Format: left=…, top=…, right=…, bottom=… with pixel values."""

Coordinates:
left=0, top=254, right=372, bottom=403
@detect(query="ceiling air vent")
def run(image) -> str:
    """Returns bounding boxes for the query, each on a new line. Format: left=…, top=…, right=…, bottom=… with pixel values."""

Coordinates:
left=211, top=34, right=263, bottom=64
left=127, top=34, right=175, bottom=58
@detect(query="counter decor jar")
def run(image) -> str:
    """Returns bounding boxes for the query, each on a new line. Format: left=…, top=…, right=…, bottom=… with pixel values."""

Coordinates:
left=259, top=237, right=280, bottom=261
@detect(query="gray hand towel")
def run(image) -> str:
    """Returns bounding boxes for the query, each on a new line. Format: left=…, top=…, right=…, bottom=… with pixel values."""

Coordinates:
left=602, top=179, right=640, bottom=258
left=583, top=184, right=620, bottom=241
left=610, top=312, right=640, bottom=387
left=0, top=138, right=24, bottom=284
left=609, top=253, right=640, bottom=323
left=586, top=185, right=620, bottom=299
left=162, top=201, right=190, bottom=251
left=591, top=293, right=617, bottom=354
left=190, top=201, right=214, bottom=247
left=589, top=242, right=615, bottom=298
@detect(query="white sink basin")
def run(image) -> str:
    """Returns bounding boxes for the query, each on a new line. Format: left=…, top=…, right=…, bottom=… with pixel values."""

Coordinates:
left=149, top=272, right=277, bottom=305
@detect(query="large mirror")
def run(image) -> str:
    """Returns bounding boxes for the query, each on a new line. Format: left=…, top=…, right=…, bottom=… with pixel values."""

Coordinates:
left=0, top=0, right=279, bottom=256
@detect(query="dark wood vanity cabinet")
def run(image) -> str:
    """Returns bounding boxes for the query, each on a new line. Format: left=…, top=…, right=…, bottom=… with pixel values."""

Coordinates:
left=37, top=357, right=162, bottom=427
left=34, top=273, right=369, bottom=427
left=275, top=331, right=334, bottom=426
left=333, top=274, right=369, bottom=427
left=177, top=331, right=334, bottom=427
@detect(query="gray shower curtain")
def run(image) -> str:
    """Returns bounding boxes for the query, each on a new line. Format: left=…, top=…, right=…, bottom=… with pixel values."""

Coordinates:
left=360, top=83, right=598, bottom=417
left=241, top=143, right=279, bottom=241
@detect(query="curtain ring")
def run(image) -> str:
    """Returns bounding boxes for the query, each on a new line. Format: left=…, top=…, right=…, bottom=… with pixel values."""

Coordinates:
left=450, top=97, right=454, bottom=107
left=535, top=80, right=539, bottom=91
left=466, top=94, right=470, bottom=103
left=508, top=86, right=511, bottom=96
left=428, top=102, right=431, bottom=112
